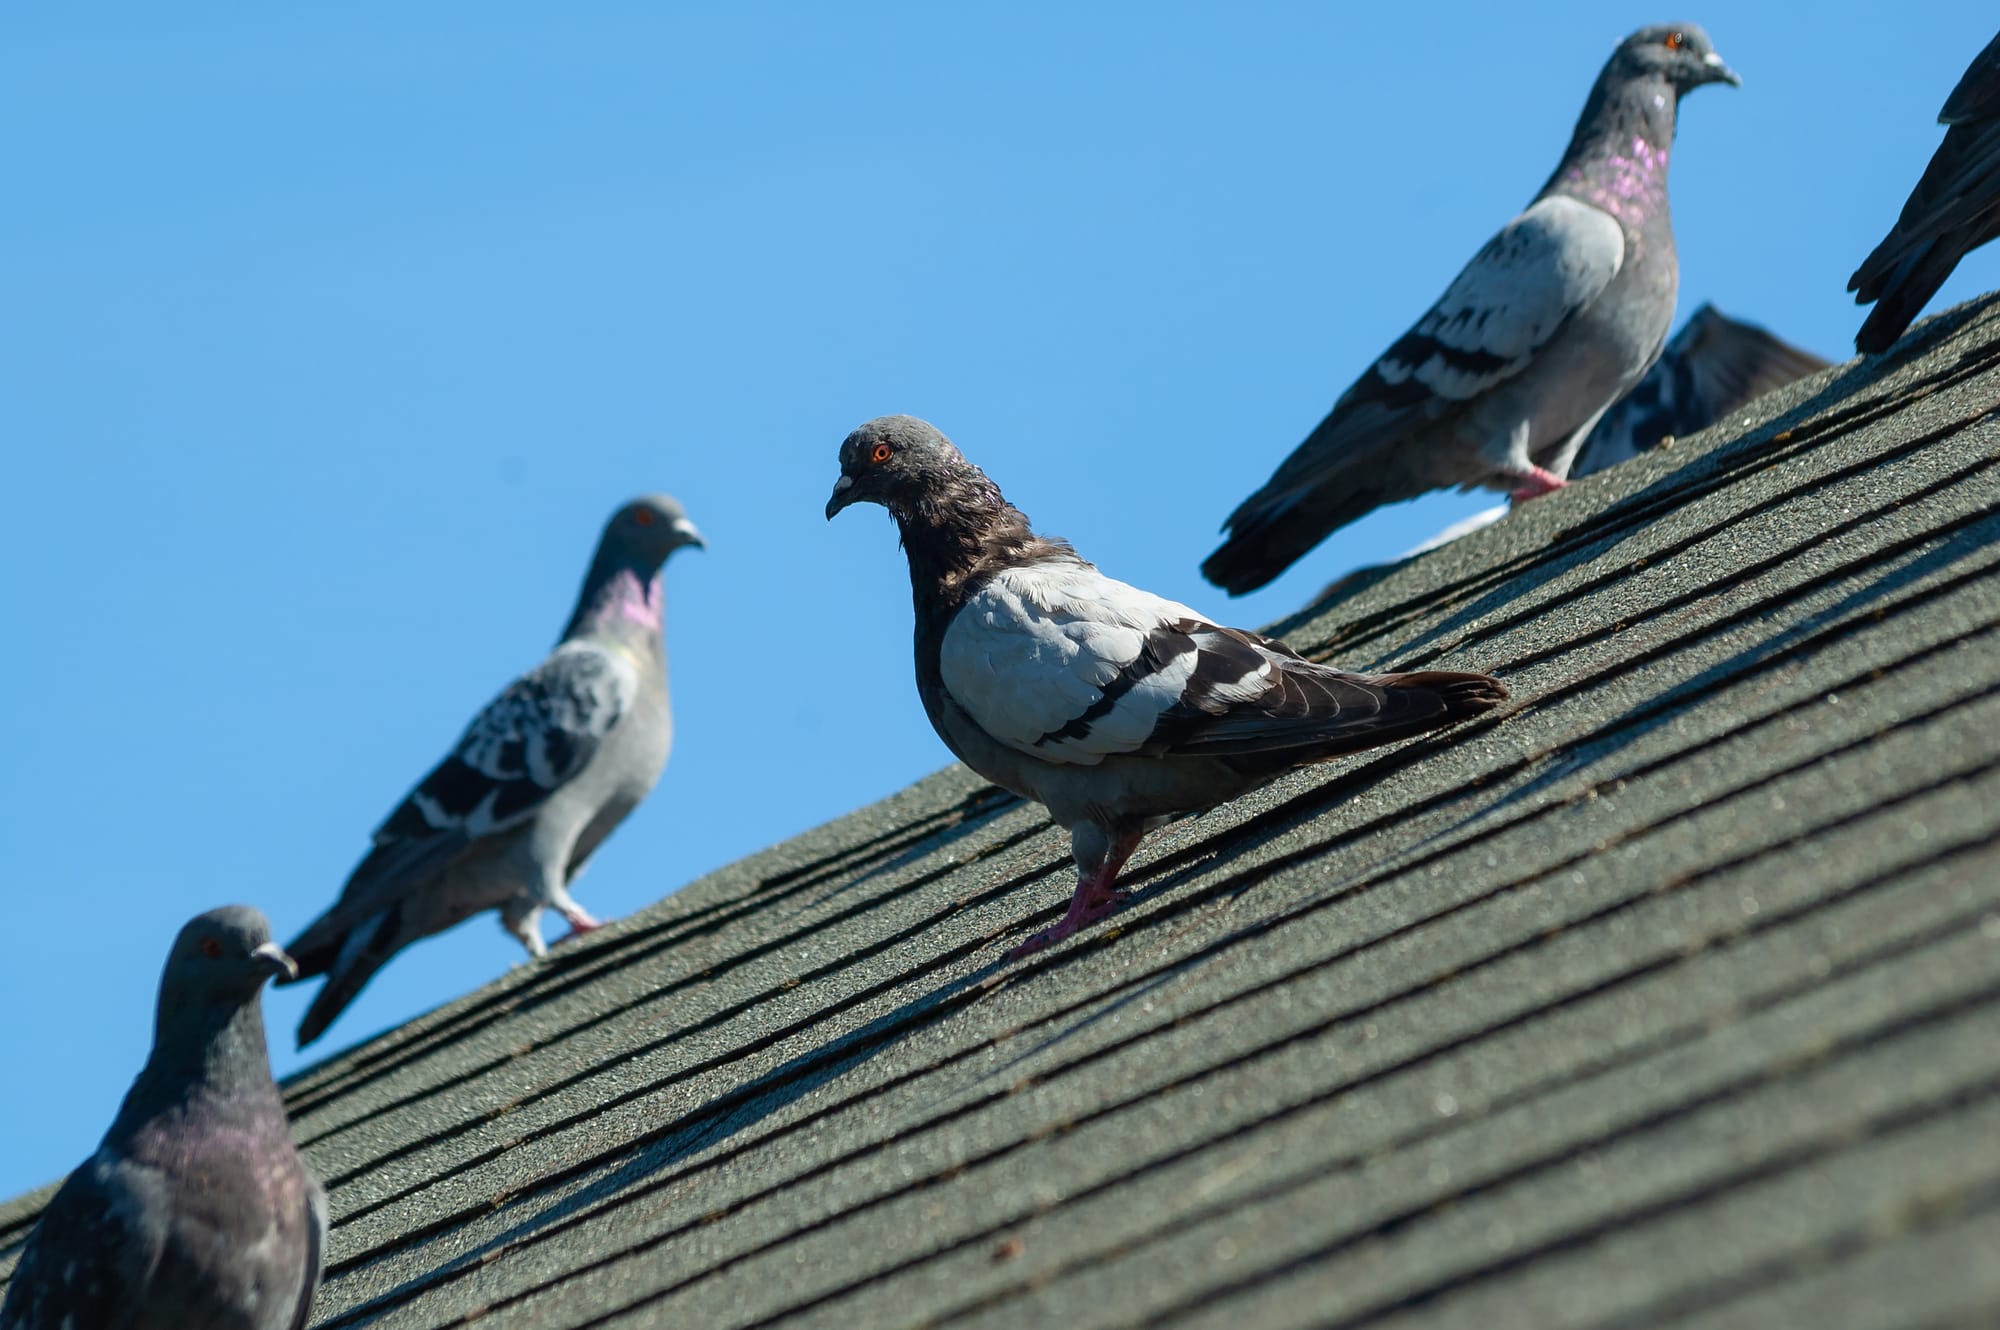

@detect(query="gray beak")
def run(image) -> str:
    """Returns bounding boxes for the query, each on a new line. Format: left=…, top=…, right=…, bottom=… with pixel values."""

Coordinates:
left=1703, top=50, right=1741, bottom=87
left=826, top=474, right=858, bottom=521
left=673, top=518, right=707, bottom=550
left=252, top=941, right=299, bottom=983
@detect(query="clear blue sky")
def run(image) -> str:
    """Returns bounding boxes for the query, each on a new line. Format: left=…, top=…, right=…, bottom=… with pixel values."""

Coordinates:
left=3, top=3, right=1993, bottom=1197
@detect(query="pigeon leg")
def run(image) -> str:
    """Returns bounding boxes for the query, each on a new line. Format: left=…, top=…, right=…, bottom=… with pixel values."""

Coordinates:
left=554, top=902, right=604, bottom=944
left=501, top=897, right=548, bottom=959
left=1508, top=465, right=1569, bottom=502
left=1007, top=823, right=1146, bottom=959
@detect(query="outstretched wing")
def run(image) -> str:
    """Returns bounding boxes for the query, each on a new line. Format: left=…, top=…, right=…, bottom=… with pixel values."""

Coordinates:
left=290, top=640, right=638, bottom=953
left=940, top=563, right=1501, bottom=767
left=1575, top=304, right=1829, bottom=476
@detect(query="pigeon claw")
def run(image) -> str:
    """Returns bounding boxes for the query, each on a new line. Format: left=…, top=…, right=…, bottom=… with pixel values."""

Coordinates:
left=1508, top=467, right=1569, bottom=502
left=1004, top=882, right=1130, bottom=960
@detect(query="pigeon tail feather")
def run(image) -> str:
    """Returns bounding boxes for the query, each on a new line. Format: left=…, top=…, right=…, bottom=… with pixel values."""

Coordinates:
left=293, top=911, right=397, bottom=1048
left=1383, top=669, right=1513, bottom=717
left=1203, top=488, right=1391, bottom=596
left=1852, top=242, right=1961, bottom=353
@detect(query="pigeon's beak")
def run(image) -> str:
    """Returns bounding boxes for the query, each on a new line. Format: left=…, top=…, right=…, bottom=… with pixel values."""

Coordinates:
left=673, top=518, right=707, bottom=550
left=252, top=941, right=299, bottom=983
left=1702, top=50, right=1741, bottom=87
left=825, top=474, right=859, bottom=521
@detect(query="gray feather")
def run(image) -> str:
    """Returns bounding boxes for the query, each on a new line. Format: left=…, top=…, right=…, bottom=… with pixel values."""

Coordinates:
left=281, top=496, right=703, bottom=1047
left=1204, top=22, right=1739, bottom=595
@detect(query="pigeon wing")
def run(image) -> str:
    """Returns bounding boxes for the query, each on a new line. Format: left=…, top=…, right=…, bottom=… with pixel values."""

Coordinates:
left=287, top=1179, right=327, bottom=1330
left=289, top=640, right=638, bottom=953
left=1243, top=195, right=1623, bottom=504
left=1575, top=305, right=1829, bottom=475
left=941, top=563, right=1502, bottom=767
left=1203, top=194, right=1624, bottom=592
left=0, top=1151, right=171, bottom=1330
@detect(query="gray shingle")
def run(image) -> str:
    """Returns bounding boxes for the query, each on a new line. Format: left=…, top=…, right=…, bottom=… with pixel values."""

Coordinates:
left=7, top=298, right=2000, bottom=1330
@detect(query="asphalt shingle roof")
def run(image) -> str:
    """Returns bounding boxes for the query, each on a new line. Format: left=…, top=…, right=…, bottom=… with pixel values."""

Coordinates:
left=7, top=298, right=2000, bottom=1330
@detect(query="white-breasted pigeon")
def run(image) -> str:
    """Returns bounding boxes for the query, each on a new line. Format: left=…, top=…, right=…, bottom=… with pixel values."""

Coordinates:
left=827, top=416, right=1508, bottom=957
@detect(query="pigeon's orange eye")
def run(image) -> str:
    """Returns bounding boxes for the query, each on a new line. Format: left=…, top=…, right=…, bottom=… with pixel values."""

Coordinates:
left=1663, top=31, right=1684, bottom=50
left=633, top=508, right=656, bottom=526
left=199, top=937, right=224, bottom=959
left=871, top=443, right=893, bottom=464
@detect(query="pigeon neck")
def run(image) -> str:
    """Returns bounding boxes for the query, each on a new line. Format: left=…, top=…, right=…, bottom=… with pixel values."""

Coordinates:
left=565, top=558, right=665, bottom=645
left=891, top=467, right=1043, bottom=606
left=117, top=996, right=279, bottom=1133
left=1548, top=73, right=1677, bottom=228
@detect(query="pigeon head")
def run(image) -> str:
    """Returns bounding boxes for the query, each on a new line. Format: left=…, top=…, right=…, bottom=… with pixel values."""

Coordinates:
left=828, top=416, right=984, bottom=520
left=1609, top=23, right=1739, bottom=94
left=826, top=415, right=1052, bottom=599
left=159, top=906, right=296, bottom=1011
left=599, top=494, right=706, bottom=568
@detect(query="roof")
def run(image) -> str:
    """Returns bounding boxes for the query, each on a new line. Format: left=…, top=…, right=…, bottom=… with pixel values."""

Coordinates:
left=8, top=297, right=2000, bottom=1329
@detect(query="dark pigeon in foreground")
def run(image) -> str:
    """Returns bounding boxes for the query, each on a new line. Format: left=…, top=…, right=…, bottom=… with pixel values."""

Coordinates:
left=827, top=416, right=1509, bottom=956
left=1850, top=30, right=2000, bottom=354
left=1204, top=22, right=1739, bottom=595
left=1310, top=304, right=1828, bottom=604
left=0, top=907, right=323, bottom=1330
left=282, top=495, right=704, bottom=1046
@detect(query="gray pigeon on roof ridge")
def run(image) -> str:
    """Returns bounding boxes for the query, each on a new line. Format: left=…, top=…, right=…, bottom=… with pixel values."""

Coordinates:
left=1849, top=30, right=2000, bottom=354
left=0, top=906, right=324, bottom=1330
left=281, top=495, right=704, bottom=1047
left=1202, top=22, right=1739, bottom=595
left=828, top=415, right=1508, bottom=956
left=1308, top=302, right=1829, bottom=605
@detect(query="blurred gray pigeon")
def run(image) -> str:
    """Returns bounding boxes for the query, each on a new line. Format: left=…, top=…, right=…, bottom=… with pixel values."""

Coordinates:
left=827, top=416, right=1509, bottom=956
left=1571, top=302, right=1829, bottom=475
left=281, top=495, right=704, bottom=1047
left=0, top=907, right=323, bottom=1330
left=1203, top=23, right=1739, bottom=595
left=1850, top=30, right=2000, bottom=354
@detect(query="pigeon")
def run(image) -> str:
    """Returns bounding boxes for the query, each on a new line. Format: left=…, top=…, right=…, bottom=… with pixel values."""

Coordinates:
left=1849, top=30, right=2000, bottom=354
left=1571, top=302, right=1829, bottom=476
left=281, top=495, right=704, bottom=1047
left=1202, top=23, right=1739, bottom=595
left=0, top=907, right=324, bottom=1330
left=1308, top=304, right=1826, bottom=605
left=826, top=415, right=1509, bottom=957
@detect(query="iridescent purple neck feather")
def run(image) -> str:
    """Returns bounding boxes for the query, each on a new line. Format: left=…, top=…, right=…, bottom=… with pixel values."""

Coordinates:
left=1547, top=63, right=1682, bottom=231
left=566, top=563, right=666, bottom=643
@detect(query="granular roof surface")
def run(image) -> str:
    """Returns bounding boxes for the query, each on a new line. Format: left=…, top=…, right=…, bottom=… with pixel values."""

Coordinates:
left=7, top=298, right=2000, bottom=1330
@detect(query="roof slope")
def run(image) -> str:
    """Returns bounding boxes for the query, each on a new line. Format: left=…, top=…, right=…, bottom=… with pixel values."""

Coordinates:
left=8, top=300, right=2000, bottom=1329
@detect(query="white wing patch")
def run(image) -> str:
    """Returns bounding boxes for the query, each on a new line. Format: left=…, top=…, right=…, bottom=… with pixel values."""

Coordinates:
left=1373, top=194, right=1626, bottom=403
left=940, top=563, right=1262, bottom=766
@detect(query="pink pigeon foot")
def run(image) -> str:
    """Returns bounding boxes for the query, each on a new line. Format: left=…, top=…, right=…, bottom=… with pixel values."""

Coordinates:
left=1508, top=466, right=1569, bottom=502
left=1006, top=875, right=1128, bottom=960
left=554, top=905, right=605, bottom=944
